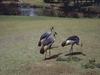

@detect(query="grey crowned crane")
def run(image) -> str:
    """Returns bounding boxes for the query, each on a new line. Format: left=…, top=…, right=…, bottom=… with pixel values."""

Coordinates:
left=40, top=32, right=57, bottom=59
left=61, top=35, right=82, bottom=54
left=38, top=26, right=57, bottom=46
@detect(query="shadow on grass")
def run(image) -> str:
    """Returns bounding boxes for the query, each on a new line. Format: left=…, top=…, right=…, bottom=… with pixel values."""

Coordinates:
left=56, top=52, right=86, bottom=62
left=44, top=53, right=62, bottom=60
left=65, top=52, right=86, bottom=56
left=56, top=56, right=82, bottom=62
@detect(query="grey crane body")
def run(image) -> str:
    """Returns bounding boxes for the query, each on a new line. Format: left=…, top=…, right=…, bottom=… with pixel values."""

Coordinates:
left=38, top=26, right=57, bottom=46
left=38, top=26, right=57, bottom=59
left=40, top=34, right=55, bottom=54
left=61, top=35, right=80, bottom=46
left=38, top=32, right=52, bottom=46
left=40, top=32, right=51, bottom=40
left=40, top=33, right=56, bottom=59
left=61, top=35, right=81, bottom=53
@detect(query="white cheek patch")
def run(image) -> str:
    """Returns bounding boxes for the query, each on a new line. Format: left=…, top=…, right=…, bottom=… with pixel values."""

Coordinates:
left=66, top=40, right=74, bottom=44
left=66, top=40, right=71, bottom=44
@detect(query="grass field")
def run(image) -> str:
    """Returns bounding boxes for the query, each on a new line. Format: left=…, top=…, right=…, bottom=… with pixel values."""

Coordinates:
left=0, top=16, right=100, bottom=75
left=18, top=0, right=43, bottom=5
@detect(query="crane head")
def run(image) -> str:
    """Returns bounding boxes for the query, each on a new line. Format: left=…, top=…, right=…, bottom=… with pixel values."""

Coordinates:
left=61, top=41, right=66, bottom=47
left=40, top=47, right=45, bottom=54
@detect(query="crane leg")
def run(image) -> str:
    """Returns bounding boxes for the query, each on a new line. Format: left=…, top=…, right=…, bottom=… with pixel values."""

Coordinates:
left=49, top=49, right=51, bottom=57
left=70, top=44, right=73, bottom=54
left=45, top=50, right=47, bottom=59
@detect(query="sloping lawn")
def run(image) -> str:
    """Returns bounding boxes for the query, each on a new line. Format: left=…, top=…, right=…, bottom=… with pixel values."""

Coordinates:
left=0, top=16, right=100, bottom=75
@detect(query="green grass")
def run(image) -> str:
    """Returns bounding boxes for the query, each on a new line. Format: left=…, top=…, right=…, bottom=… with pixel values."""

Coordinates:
left=0, top=16, right=100, bottom=75
left=19, top=0, right=44, bottom=5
